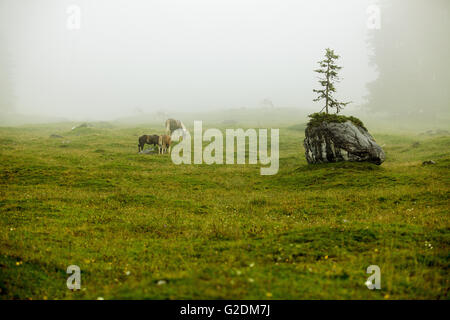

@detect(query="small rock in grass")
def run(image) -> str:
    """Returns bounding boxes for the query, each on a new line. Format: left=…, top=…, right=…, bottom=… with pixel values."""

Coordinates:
left=139, top=147, right=158, bottom=154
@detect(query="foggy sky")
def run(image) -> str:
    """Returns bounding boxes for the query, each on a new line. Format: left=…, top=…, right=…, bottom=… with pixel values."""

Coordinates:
left=1, top=0, right=377, bottom=120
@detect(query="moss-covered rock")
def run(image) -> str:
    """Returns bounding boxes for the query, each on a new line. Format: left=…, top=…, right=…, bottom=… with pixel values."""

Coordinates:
left=304, top=113, right=385, bottom=165
left=306, top=112, right=367, bottom=131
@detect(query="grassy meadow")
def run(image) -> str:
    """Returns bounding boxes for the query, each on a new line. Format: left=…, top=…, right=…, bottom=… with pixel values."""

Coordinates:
left=0, top=120, right=449, bottom=299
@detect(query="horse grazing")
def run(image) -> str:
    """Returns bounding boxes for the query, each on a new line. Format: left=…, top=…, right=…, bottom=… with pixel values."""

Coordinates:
left=138, top=134, right=159, bottom=152
left=158, top=134, right=172, bottom=154
left=165, top=118, right=187, bottom=137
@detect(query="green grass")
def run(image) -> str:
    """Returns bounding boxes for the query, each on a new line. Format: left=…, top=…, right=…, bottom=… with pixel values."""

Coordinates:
left=0, top=123, right=449, bottom=300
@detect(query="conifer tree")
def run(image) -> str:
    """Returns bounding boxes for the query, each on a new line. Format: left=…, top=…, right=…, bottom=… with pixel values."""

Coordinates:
left=313, top=48, right=350, bottom=114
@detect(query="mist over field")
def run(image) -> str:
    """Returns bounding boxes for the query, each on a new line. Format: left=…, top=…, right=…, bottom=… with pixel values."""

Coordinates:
left=1, top=0, right=448, bottom=128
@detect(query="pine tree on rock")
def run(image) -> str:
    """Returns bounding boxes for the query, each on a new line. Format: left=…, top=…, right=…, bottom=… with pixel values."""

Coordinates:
left=313, top=48, right=351, bottom=114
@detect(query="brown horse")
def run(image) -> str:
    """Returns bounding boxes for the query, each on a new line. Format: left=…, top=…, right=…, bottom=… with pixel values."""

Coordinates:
left=158, top=134, right=172, bottom=154
left=138, top=134, right=159, bottom=152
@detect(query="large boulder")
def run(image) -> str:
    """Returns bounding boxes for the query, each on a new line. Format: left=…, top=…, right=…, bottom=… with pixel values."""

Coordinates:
left=304, top=117, right=385, bottom=165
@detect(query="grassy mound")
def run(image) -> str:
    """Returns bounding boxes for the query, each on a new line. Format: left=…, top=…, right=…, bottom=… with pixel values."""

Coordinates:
left=307, top=112, right=366, bottom=130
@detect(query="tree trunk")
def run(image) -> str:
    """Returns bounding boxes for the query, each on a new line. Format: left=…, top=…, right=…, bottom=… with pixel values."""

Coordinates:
left=325, top=62, right=330, bottom=114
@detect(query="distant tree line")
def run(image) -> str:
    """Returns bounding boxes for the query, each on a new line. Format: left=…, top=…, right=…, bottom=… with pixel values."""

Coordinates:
left=365, top=0, right=450, bottom=118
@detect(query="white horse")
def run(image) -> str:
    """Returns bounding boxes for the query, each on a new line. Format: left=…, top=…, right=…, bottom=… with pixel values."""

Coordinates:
left=165, top=118, right=188, bottom=139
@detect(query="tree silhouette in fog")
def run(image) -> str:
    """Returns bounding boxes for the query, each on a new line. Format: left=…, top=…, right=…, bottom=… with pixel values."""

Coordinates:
left=365, top=0, right=450, bottom=118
